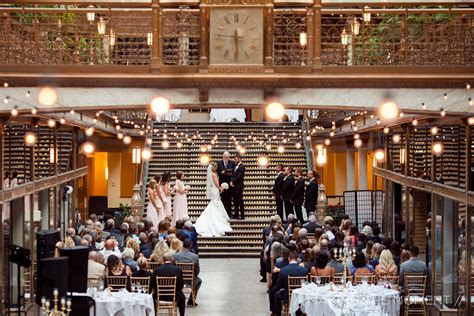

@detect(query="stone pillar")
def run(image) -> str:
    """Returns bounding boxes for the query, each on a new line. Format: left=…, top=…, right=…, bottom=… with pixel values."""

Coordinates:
left=358, top=148, right=367, bottom=190
left=346, top=148, right=355, bottom=190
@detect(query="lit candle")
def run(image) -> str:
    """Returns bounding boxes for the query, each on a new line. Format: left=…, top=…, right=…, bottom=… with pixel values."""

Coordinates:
left=53, top=289, right=58, bottom=296
left=67, top=299, right=71, bottom=307
left=45, top=300, right=50, bottom=309
left=41, top=297, right=46, bottom=305
left=61, top=298, right=66, bottom=306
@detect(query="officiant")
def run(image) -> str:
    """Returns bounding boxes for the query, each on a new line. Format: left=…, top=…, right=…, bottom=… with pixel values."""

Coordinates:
left=218, top=151, right=235, bottom=217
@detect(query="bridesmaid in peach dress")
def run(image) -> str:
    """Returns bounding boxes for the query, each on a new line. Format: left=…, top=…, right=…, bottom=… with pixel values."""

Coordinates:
left=173, top=171, right=189, bottom=224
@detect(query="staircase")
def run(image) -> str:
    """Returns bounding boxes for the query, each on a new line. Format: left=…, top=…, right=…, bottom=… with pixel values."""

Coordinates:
left=146, top=122, right=308, bottom=257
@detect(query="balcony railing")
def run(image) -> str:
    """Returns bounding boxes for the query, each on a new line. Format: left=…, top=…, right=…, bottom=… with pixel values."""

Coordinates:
left=0, top=2, right=472, bottom=71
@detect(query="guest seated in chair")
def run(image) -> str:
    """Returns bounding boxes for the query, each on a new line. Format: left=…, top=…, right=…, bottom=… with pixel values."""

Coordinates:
left=375, top=249, right=398, bottom=279
left=105, top=254, right=132, bottom=290
left=173, top=238, right=202, bottom=306
left=132, top=257, right=152, bottom=277
left=399, top=246, right=428, bottom=286
left=350, top=249, right=374, bottom=275
left=273, top=251, right=308, bottom=316
left=150, top=252, right=186, bottom=316
left=310, top=250, right=335, bottom=278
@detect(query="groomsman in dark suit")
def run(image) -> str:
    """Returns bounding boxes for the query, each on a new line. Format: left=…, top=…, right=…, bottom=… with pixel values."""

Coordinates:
left=272, top=164, right=285, bottom=219
left=292, top=168, right=305, bottom=222
left=281, top=167, right=295, bottom=219
left=217, top=151, right=235, bottom=217
left=230, top=154, right=246, bottom=219
left=304, top=170, right=318, bottom=217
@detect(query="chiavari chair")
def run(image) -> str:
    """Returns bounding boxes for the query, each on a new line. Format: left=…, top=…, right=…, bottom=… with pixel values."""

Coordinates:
left=130, top=276, right=151, bottom=294
left=156, top=276, right=177, bottom=316
left=284, top=276, right=308, bottom=316
left=148, top=261, right=163, bottom=272
left=404, top=275, right=427, bottom=316
left=106, top=275, right=128, bottom=292
left=354, top=273, right=376, bottom=285
left=176, top=262, right=196, bottom=306
left=309, top=275, right=332, bottom=285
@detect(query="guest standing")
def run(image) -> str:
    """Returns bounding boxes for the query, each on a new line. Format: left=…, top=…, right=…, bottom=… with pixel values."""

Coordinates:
left=146, top=179, right=161, bottom=228
left=161, top=172, right=173, bottom=218
left=217, top=151, right=235, bottom=217
left=304, top=170, right=318, bottom=217
left=173, top=171, right=189, bottom=224
left=272, top=164, right=285, bottom=220
left=292, top=168, right=305, bottom=222
left=281, top=167, right=295, bottom=219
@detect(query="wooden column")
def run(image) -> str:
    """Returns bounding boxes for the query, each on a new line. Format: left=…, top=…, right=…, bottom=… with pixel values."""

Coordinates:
left=264, top=0, right=274, bottom=72
left=199, top=3, right=209, bottom=72
left=312, top=0, right=322, bottom=71
left=151, top=0, right=161, bottom=72
left=465, top=122, right=471, bottom=314
left=0, top=121, right=4, bottom=314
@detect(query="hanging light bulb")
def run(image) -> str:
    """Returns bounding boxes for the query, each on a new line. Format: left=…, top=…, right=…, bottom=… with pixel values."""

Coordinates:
left=93, top=118, right=97, bottom=123
left=47, top=119, right=56, bottom=128
left=422, top=103, right=426, bottom=109
left=86, top=127, right=94, bottom=136
left=31, top=107, right=38, bottom=115
left=324, top=139, right=331, bottom=146
left=3, top=96, right=9, bottom=104
left=444, top=93, right=448, bottom=100
left=468, top=117, right=474, bottom=125
left=3, top=82, right=8, bottom=88
left=353, top=126, right=358, bottom=132
left=24, top=132, right=36, bottom=146
left=378, top=101, right=398, bottom=120
left=399, top=112, right=404, bottom=118
left=353, top=133, right=360, bottom=139
left=467, top=83, right=471, bottom=90
left=412, top=119, right=418, bottom=126
left=199, top=154, right=210, bottom=165
left=151, top=97, right=170, bottom=115
left=60, top=118, right=66, bottom=124
left=258, top=156, right=269, bottom=167
left=123, top=135, right=132, bottom=145
left=239, top=147, right=246, bottom=154
left=277, top=145, right=285, bottom=153
left=82, top=142, right=95, bottom=154
left=431, top=126, right=439, bottom=135
left=177, top=142, right=183, bottom=149
left=38, top=86, right=58, bottom=106
left=374, top=149, right=385, bottom=162
left=469, top=98, right=472, bottom=106
left=141, top=148, right=152, bottom=160
left=295, top=142, right=302, bottom=149
left=440, top=108, right=446, bottom=117
left=162, top=140, right=170, bottom=149
left=354, top=139, right=363, bottom=148
left=432, top=142, right=443, bottom=156
left=265, top=102, right=285, bottom=120
left=26, top=90, right=31, bottom=97
left=146, top=138, right=153, bottom=145
left=392, top=134, right=401, bottom=143
left=265, top=144, right=271, bottom=150
left=329, top=131, right=335, bottom=137
left=117, top=132, right=123, bottom=140
left=383, top=127, right=390, bottom=134
left=10, top=106, right=18, bottom=117
left=70, top=109, right=75, bottom=115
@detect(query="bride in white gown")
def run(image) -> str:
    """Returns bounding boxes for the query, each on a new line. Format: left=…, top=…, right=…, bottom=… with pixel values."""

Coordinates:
left=194, top=162, right=233, bottom=237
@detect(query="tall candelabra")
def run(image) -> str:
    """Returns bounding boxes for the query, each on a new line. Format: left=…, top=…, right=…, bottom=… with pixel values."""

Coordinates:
left=41, top=289, right=72, bottom=316
left=334, top=243, right=356, bottom=285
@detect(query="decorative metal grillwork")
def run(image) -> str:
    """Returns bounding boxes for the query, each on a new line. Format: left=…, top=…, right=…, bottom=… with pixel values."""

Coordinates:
left=273, top=9, right=307, bottom=66
left=321, top=12, right=474, bottom=66
left=0, top=9, right=152, bottom=65
left=162, top=8, right=200, bottom=66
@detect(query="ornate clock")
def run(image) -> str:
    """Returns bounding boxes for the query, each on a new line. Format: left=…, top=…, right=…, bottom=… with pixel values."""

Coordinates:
left=209, top=8, right=264, bottom=67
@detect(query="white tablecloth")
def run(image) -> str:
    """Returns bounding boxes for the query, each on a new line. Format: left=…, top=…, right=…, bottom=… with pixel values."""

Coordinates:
left=209, top=109, right=246, bottom=122
left=290, top=282, right=400, bottom=316
left=93, top=291, right=155, bottom=316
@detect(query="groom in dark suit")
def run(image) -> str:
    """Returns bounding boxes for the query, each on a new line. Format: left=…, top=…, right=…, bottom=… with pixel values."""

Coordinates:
left=217, top=151, right=235, bottom=217
left=230, top=154, right=245, bottom=220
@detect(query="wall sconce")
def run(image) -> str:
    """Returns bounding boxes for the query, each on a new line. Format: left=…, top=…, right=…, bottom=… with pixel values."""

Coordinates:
left=351, top=18, right=360, bottom=36
left=363, top=6, right=371, bottom=23
left=147, top=32, right=153, bottom=46
left=97, top=17, right=106, bottom=35
left=86, top=5, right=95, bottom=24
left=132, top=146, right=141, bottom=165
left=340, top=29, right=349, bottom=46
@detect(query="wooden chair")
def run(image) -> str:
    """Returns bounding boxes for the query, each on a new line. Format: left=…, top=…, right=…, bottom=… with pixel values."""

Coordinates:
left=130, top=276, right=151, bottom=294
left=156, top=276, right=177, bottom=316
left=333, top=272, right=352, bottom=285
left=309, top=275, right=332, bottom=285
left=404, top=275, right=427, bottom=316
left=176, top=262, right=196, bottom=306
left=106, top=276, right=128, bottom=291
left=377, top=274, right=399, bottom=289
left=354, top=273, right=376, bottom=285
left=284, top=276, right=308, bottom=316
left=148, top=261, right=163, bottom=272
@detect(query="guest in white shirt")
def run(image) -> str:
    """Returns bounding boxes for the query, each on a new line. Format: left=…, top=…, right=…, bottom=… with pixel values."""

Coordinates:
left=100, top=239, right=122, bottom=262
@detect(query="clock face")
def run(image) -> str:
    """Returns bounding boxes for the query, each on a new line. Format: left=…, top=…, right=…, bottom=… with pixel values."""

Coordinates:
left=210, top=8, right=263, bottom=65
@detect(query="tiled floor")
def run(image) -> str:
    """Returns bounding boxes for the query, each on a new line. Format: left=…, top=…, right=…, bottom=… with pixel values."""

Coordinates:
left=186, top=258, right=268, bottom=316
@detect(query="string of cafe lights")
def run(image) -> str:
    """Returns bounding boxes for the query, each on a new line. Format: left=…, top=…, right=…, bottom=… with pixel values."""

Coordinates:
left=1, top=80, right=472, bottom=161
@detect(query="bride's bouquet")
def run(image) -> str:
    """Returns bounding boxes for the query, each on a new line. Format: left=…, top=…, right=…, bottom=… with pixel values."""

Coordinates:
left=221, top=183, right=229, bottom=190
left=185, top=185, right=191, bottom=190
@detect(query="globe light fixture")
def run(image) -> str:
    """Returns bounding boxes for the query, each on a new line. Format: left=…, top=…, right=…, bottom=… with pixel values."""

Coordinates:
left=31, top=107, right=38, bottom=115
left=199, top=154, right=210, bottom=165
left=141, top=148, right=152, bottom=160
left=146, top=138, right=153, bottom=145
left=412, top=119, right=418, bottom=126
left=47, top=119, right=56, bottom=128
left=354, top=139, right=363, bottom=148
left=324, top=139, right=331, bottom=146
left=329, top=131, right=335, bottom=137
left=378, top=101, right=398, bottom=120
left=265, top=102, right=285, bottom=120
left=239, top=147, right=246, bottom=154
left=468, top=117, right=474, bottom=125
left=392, top=134, right=401, bottom=144
left=440, top=109, right=446, bottom=117
left=60, top=118, right=66, bottom=125
left=86, top=127, right=94, bottom=137
left=277, top=145, right=285, bottom=153
left=151, top=97, right=170, bottom=115
left=10, top=106, right=18, bottom=117
left=177, top=142, right=183, bottom=148
left=24, top=132, right=36, bottom=146
left=123, top=135, right=132, bottom=145
left=295, top=142, right=302, bottom=149
left=431, top=126, right=439, bottom=135
left=383, top=127, right=390, bottom=134
left=353, top=133, right=360, bottom=140
left=117, top=132, right=123, bottom=140
left=258, top=156, right=269, bottom=167
left=162, top=140, right=170, bottom=149
left=38, top=86, right=58, bottom=106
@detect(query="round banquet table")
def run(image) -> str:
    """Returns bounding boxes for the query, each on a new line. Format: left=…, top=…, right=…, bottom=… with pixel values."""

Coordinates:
left=290, top=282, right=400, bottom=316
left=93, top=291, right=155, bottom=316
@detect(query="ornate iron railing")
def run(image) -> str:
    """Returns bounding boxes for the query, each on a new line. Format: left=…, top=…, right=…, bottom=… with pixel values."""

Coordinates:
left=0, top=3, right=472, bottom=69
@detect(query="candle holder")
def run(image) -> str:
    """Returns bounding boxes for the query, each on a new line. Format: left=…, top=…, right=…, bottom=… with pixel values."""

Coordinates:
left=41, top=289, right=72, bottom=316
left=334, top=243, right=356, bottom=285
